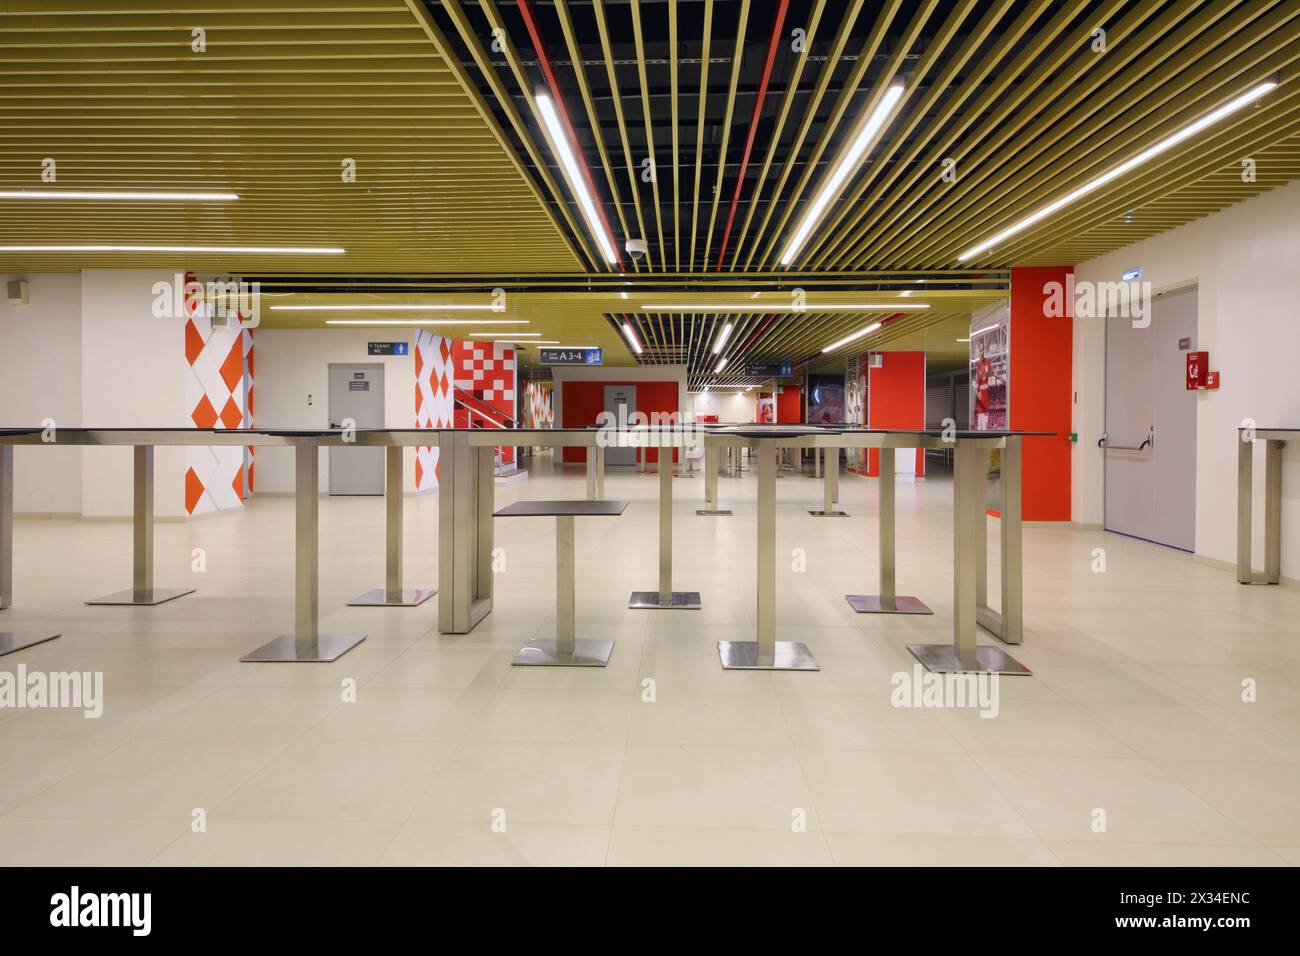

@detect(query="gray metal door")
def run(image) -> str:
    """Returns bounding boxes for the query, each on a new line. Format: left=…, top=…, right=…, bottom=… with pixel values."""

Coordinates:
left=603, top=384, right=636, bottom=465
left=1104, top=286, right=1197, bottom=550
left=328, top=363, right=385, bottom=495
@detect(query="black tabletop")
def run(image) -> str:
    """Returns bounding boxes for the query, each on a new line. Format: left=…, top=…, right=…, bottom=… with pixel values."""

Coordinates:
left=495, top=499, right=630, bottom=517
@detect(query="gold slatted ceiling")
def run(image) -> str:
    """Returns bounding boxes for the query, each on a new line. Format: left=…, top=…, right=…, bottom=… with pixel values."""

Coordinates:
left=2, top=2, right=1297, bottom=386
left=444, top=0, right=1300, bottom=275
left=0, top=0, right=583, bottom=274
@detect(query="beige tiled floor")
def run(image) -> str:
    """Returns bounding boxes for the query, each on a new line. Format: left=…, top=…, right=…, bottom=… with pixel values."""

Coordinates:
left=1, top=452, right=1298, bottom=866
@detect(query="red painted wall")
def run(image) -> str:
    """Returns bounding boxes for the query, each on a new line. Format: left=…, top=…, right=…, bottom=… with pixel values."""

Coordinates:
left=1009, top=266, right=1073, bottom=521
left=776, top=384, right=802, bottom=423
left=865, top=351, right=926, bottom=478
left=560, top=379, right=680, bottom=463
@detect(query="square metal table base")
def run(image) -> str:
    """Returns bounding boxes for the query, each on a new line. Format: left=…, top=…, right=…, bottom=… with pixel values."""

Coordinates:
left=628, top=590, right=702, bottom=610
left=240, top=633, right=367, bottom=663
left=808, top=510, right=850, bottom=517
left=846, top=594, right=934, bottom=615
left=696, top=509, right=732, bottom=516
left=907, top=643, right=1032, bottom=676
left=348, top=587, right=436, bottom=607
left=717, top=640, right=820, bottom=671
left=85, top=586, right=196, bottom=606
left=512, top=638, right=614, bottom=667
left=0, top=631, right=61, bottom=657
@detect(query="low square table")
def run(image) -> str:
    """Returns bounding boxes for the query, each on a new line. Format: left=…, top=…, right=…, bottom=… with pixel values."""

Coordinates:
left=495, top=499, right=629, bottom=666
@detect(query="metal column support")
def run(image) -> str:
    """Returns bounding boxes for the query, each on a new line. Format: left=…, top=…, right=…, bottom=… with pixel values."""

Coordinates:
left=86, top=446, right=197, bottom=606
left=697, top=443, right=731, bottom=515
left=975, top=437, right=1024, bottom=644
left=512, top=514, right=613, bottom=666
left=630, top=447, right=701, bottom=609
left=719, top=438, right=818, bottom=671
left=908, top=439, right=1029, bottom=676
left=847, top=446, right=932, bottom=615
left=810, top=446, right=848, bottom=517
left=1237, top=436, right=1284, bottom=585
left=243, top=440, right=365, bottom=662
left=0, top=444, right=61, bottom=656
left=438, top=431, right=495, bottom=634
left=350, top=445, right=435, bottom=606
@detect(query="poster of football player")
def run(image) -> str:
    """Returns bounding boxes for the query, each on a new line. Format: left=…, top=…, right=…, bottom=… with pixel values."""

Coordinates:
left=969, top=301, right=1010, bottom=431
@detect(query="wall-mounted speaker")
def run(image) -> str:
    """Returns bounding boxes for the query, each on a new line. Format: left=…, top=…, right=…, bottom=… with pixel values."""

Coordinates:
left=6, top=279, right=29, bottom=305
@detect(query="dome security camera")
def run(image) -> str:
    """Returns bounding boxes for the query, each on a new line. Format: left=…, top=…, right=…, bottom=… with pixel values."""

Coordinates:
left=625, top=238, right=648, bottom=259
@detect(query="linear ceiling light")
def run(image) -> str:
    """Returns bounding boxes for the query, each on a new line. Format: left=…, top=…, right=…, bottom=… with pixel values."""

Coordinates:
left=780, top=82, right=906, bottom=266
left=0, top=244, right=343, bottom=254
left=272, top=303, right=497, bottom=311
left=324, top=319, right=527, bottom=327
left=0, top=190, right=238, bottom=201
left=712, top=323, right=733, bottom=354
left=714, top=357, right=728, bottom=373
left=822, top=321, right=883, bottom=354
left=959, top=80, right=1279, bottom=261
left=621, top=322, right=644, bottom=355
left=535, top=92, right=618, bottom=265
left=639, top=302, right=928, bottom=312
left=471, top=332, right=542, bottom=337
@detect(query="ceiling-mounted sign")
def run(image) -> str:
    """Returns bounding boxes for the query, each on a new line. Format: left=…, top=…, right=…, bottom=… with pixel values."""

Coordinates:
left=540, top=347, right=602, bottom=366
left=745, top=362, right=793, bottom=377
left=368, top=341, right=408, bottom=356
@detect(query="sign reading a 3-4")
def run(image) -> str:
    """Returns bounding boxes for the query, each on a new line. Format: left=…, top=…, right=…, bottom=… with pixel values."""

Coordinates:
left=540, top=347, right=602, bottom=366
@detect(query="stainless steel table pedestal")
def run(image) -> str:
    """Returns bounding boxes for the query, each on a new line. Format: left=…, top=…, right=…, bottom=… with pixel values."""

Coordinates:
left=585, top=446, right=605, bottom=500
left=87, top=446, right=196, bottom=606
left=0, top=445, right=61, bottom=655
left=514, top=514, right=614, bottom=666
left=973, top=437, right=1023, bottom=643
left=719, top=438, right=818, bottom=671
left=350, top=446, right=435, bottom=606
left=809, top=448, right=848, bottom=516
left=697, top=443, right=731, bottom=515
left=847, top=449, right=933, bottom=614
left=1237, top=435, right=1284, bottom=585
left=243, top=442, right=365, bottom=662
left=630, top=453, right=701, bottom=609
left=438, top=431, right=495, bottom=634
left=908, top=438, right=1029, bottom=676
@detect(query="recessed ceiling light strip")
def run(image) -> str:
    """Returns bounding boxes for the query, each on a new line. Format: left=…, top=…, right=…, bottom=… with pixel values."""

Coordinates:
left=958, top=80, right=1279, bottom=261
left=0, top=190, right=238, bottom=201
left=639, top=302, right=929, bottom=312
left=822, top=321, right=883, bottom=354
left=0, top=244, right=342, bottom=254
left=780, top=82, right=907, bottom=266
left=535, top=92, right=620, bottom=267
left=621, top=321, right=644, bottom=355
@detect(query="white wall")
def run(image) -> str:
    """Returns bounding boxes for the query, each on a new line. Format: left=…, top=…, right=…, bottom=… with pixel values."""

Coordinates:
left=254, top=328, right=418, bottom=493
left=691, top=390, right=757, bottom=423
left=1074, top=179, right=1300, bottom=575
left=79, top=269, right=189, bottom=518
left=0, top=273, right=83, bottom=514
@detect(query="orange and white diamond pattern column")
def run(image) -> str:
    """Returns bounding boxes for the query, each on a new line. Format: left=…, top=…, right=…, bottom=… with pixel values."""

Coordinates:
left=414, top=330, right=454, bottom=491
left=183, top=279, right=254, bottom=515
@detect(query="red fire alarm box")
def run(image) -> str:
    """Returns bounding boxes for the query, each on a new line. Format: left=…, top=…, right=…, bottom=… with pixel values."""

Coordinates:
left=1186, top=351, right=1209, bottom=389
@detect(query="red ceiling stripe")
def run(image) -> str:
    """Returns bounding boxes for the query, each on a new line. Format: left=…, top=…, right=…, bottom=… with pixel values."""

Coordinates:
left=516, top=0, right=625, bottom=271
left=715, top=0, right=790, bottom=271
